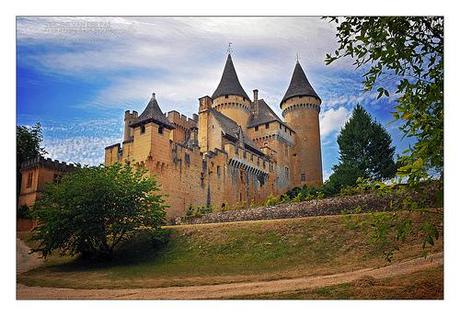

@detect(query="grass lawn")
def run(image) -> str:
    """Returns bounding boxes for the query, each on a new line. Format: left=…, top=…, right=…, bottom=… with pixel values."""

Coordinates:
left=18, top=211, right=443, bottom=289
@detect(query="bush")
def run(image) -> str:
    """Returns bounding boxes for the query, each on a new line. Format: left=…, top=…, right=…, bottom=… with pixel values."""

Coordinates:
left=185, top=204, right=213, bottom=218
left=265, top=194, right=280, bottom=207
left=32, top=163, right=167, bottom=260
left=17, top=205, right=32, bottom=219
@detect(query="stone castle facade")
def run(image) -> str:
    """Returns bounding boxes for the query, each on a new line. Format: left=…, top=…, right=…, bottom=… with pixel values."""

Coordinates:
left=105, top=54, right=323, bottom=219
left=18, top=157, right=76, bottom=207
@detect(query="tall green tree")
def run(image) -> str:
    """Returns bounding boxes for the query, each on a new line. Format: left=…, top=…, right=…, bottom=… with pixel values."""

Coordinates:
left=327, top=105, right=396, bottom=191
left=16, top=123, right=47, bottom=198
left=32, top=163, right=167, bottom=260
left=325, top=17, right=443, bottom=183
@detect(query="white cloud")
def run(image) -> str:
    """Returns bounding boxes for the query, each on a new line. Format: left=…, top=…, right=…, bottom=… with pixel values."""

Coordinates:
left=17, top=16, right=355, bottom=117
left=320, top=106, right=351, bottom=137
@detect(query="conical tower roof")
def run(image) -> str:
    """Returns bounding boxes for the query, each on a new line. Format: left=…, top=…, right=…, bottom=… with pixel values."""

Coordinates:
left=212, top=54, right=250, bottom=100
left=130, top=93, right=175, bottom=129
left=281, top=61, right=320, bottom=105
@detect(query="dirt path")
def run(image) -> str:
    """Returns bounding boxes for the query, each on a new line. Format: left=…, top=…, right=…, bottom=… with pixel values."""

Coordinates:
left=17, top=252, right=443, bottom=299
left=16, top=238, right=43, bottom=274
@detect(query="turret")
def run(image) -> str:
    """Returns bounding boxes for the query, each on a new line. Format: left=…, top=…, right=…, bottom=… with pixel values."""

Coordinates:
left=211, top=53, right=251, bottom=128
left=123, top=110, right=138, bottom=142
left=281, top=61, right=323, bottom=186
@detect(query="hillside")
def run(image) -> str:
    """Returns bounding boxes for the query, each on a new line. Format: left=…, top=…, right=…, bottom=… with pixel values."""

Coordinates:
left=18, top=210, right=443, bottom=296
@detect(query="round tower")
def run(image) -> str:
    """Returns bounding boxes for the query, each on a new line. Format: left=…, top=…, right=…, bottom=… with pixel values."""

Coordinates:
left=211, top=53, right=251, bottom=128
left=281, top=61, right=323, bottom=187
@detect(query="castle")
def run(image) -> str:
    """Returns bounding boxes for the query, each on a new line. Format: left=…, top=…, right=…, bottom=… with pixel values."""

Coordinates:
left=105, top=53, right=323, bottom=219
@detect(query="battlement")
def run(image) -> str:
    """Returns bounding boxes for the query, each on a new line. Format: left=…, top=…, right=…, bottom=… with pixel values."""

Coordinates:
left=124, top=110, right=138, bottom=118
left=20, top=156, right=77, bottom=172
left=167, top=110, right=198, bottom=129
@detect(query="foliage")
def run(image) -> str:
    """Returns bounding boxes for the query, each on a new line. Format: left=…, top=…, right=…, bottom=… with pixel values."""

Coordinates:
left=265, top=194, right=281, bottom=207
left=17, top=204, right=32, bottom=219
left=185, top=204, right=213, bottom=218
left=325, top=163, right=364, bottom=195
left=32, top=163, right=167, bottom=260
left=16, top=123, right=47, bottom=200
left=327, top=104, right=397, bottom=194
left=325, top=17, right=443, bottom=184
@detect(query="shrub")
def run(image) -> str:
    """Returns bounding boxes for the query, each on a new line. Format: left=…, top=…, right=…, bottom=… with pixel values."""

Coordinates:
left=32, top=163, right=167, bottom=260
left=265, top=194, right=280, bottom=207
left=17, top=204, right=32, bottom=219
left=185, top=204, right=213, bottom=218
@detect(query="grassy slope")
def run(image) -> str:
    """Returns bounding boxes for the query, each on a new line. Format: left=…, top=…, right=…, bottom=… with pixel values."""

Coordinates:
left=235, top=266, right=443, bottom=299
left=18, top=211, right=443, bottom=289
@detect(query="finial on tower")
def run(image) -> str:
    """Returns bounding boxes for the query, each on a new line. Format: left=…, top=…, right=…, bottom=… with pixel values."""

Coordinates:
left=227, top=42, right=233, bottom=55
left=152, top=92, right=156, bottom=100
left=296, top=52, right=300, bottom=63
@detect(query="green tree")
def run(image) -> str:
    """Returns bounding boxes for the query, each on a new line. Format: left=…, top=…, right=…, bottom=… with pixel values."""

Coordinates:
left=325, top=17, right=443, bottom=183
left=32, top=163, right=167, bottom=260
left=325, top=162, right=364, bottom=194
left=327, top=105, right=396, bottom=192
left=16, top=123, right=47, bottom=199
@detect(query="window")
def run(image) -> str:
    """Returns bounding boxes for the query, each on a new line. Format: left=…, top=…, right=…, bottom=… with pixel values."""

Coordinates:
left=265, top=123, right=269, bottom=129
left=255, top=126, right=259, bottom=132
left=225, top=95, right=229, bottom=99
left=279, top=123, right=282, bottom=129
left=285, top=167, right=289, bottom=179
left=158, top=126, right=164, bottom=134
left=140, top=125, right=146, bottom=134
left=301, top=173, right=306, bottom=182
left=217, top=166, right=221, bottom=177
left=26, top=172, right=33, bottom=188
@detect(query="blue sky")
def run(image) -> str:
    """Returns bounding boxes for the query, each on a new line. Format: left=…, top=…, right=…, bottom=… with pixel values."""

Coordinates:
left=16, top=17, right=414, bottom=179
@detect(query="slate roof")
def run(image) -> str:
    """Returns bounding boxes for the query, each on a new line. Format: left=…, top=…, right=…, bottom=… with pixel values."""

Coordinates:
left=248, top=99, right=284, bottom=128
left=130, top=93, right=175, bottom=129
left=209, top=108, right=263, bottom=155
left=281, top=61, right=320, bottom=105
left=211, top=54, right=250, bottom=100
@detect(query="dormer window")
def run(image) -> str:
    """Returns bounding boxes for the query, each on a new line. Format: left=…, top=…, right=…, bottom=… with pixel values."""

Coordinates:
left=158, top=126, right=164, bottom=134
left=255, top=126, right=259, bottom=131
left=265, top=123, right=269, bottom=129
left=140, top=125, right=146, bottom=134
left=225, top=95, right=229, bottom=99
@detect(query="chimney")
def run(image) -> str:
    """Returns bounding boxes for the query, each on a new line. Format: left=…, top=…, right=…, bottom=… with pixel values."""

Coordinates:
left=253, top=89, right=259, bottom=115
left=198, top=96, right=213, bottom=113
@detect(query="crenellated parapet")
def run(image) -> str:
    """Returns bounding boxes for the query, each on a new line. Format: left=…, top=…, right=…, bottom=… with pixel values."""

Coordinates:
left=167, top=110, right=198, bottom=130
left=20, top=156, right=77, bottom=172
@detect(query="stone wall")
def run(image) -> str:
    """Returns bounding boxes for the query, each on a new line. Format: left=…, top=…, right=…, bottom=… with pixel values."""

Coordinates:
left=177, top=187, right=441, bottom=225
